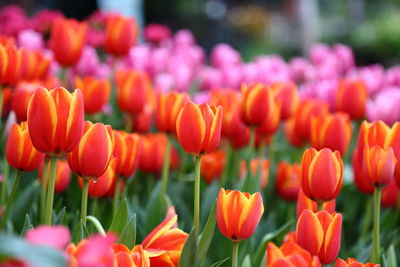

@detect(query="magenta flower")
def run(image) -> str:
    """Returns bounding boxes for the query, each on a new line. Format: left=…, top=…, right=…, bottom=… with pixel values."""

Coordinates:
left=26, top=226, right=71, bottom=251
left=366, top=87, right=400, bottom=125
left=210, top=43, right=241, bottom=68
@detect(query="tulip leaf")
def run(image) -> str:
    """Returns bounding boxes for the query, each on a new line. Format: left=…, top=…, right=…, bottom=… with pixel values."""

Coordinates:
left=210, top=257, right=230, bottom=267
left=384, top=245, right=397, bottom=267
left=178, top=228, right=198, bottom=267
left=109, top=198, right=128, bottom=235
left=241, top=254, right=252, bottom=267
left=118, top=214, right=136, bottom=248
left=0, top=234, right=66, bottom=267
left=198, top=201, right=216, bottom=264
left=19, top=214, right=33, bottom=237
left=54, top=207, right=68, bottom=226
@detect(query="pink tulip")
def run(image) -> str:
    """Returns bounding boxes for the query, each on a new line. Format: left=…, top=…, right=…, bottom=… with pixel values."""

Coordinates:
left=333, top=43, right=355, bottom=74
left=144, top=23, right=172, bottom=44
left=309, top=43, right=332, bottom=65
left=289, top=57, right=316, bottom=82
left=0, top=5, right=28, bottom=36
left=174, top=29, right=196, bottom=48
left=210, top=43, right=241, bottom=68
left=127, top=45, right=151, bottom=71
left=349, top=64, right=385, bottom=95
left=26, top=226, right=71, bottom=250
left=154, top=73, right=175, bottom=93
left=198, top=67, right=222, bottom=91
left=385, top=66, right=400, bottom=87
left=254, top=55, right=290, bottom=84
left=366, top=87, right=400, bottom=125
left=18, top=30, right=44, bottom=51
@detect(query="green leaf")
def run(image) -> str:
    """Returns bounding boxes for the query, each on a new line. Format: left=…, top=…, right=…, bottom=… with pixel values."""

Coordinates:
left=0, top=234, right=66, bottom=267
left=241, top=254, right=251, bottom=267
left=109, top=198, right=128, bottom=235
left=178, top=228, right=198, bottom=267
left=386, top=245, right=397, bottom=267
left=210, top=257, right=230, bottom=267
left=198, top=201, right=216, bottom=264
left=145, top=182, right=167, bottom=233
left=118, top=214, right=137, bottom=248
left=53, top=207, right=67, bottom=226
left=19, top=214, right=33, bottom=237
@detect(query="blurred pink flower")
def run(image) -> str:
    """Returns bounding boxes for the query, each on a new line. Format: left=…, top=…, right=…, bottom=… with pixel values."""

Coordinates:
left=241, top=63, right=260, bottom=84
left=168, top=62, right=193, bottom=92
left=366, top=87, right=400, bottom=125
left=314, top=55, right=340, bottom=80
left=74, top=46, right=110, bottom=78
left=333, top=43, right=355, bottom=74
left=154, top=73, right=175, bottom=93
left=309, top=43, right=331, bottom=65
left=349, top=64, right=385, bottom=95
left=289, top=57, right=315, bottom=83
left=313, top=79, right=339, bottom=110
left=173, top=29, right=196, bottom=48
left=148, top=47, right=169, bottom=75
left=144, top=23, right=172, bottom=44
left=254, top=55, right=290, bottom=84
left=18, top=30, right=44, bottom=51
left=72, top=234, right=116, bottom=267
left=0, top=5, right=28, bottom=37
left=86, top=29, right=105, bottom=48
left=198, top=67, right=222, bottom=91
left=220, top=64, right=242, bottom=90
left=31, top=9, right=64, bottom=34
left=127, top=45, right=151, bottom=71
left=193, top=91, right=210, bottom=104
left=385, top=66, right=400, bottom=87
left=26, top=225, right=71, bottom=250
left=210, top=43, right=241, bottom=68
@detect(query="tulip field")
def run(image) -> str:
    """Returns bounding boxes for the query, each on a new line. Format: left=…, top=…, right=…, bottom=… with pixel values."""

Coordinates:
left=1, top=4, right=400, bottom=267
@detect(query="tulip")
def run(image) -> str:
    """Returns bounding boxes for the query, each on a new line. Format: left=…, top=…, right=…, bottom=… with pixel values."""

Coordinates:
left=266, top=242, right=321, bottom=267
left=296, top=189, right=336, bottom=219
left=296, top=209, right=342, bottom=264
left=385, top=121, right=400, bottom=159
left=116, top=69, right=151, bottom=118
left=272, top=81, right=299, bottom=120
left=11, top=82, right=38, bottom=121
left=381, top=179, right=399, bottom=209
left=50, top=18, right=87, bottom=67
left=144, top=23, right=171, bottom=44
left=26, top=225, right=71, bottom=251
left=0, top=43, right=21, bottom=86
left=20, top=48, right=50, bottom=81
left=113, top=244, right=150, bottom=267
left=240, top=159, right=270, bottom=190
left=310, top=112, right=352, bottom=155
left=155, top=91, right=189, bottom=134
left=352, top=150, right=374, bottom=194
left=105, top=15, right=137, bottom=57
left=27, top=87, right=84, bottom=156
left=74, top=76, right=111, bottom=114
left=6, top=122, right=44, bottom=172
left=201, top=149, right=225, bottom=184
left=275, top=161, right=301, bottom=202
left=334, top=257, right=380, bottom=267
left=131, top=104, right=153, bottom=133
left=217, top=188, right=263, bottom=267
left=284, top=117, right=305, bottom=147
left=336, top=79, right=367, bottom=119
left=67, top=121, right=114, bottom=226
left=301, top=148, right=343, bottom=203
left=38, top=159, right=71, bottom=194
left=256, top=100, right=281, bottom=137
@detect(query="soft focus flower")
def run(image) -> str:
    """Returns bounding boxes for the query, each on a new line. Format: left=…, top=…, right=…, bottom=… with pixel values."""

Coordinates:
left=6, top=122, right=44, bottom=171
left=31, top=9, right=64, bottom=35
left=200, top=149, right=225, bottom=184
left=272, top=81, right=299, bottom=120
left=18, top=29, right=44, bottom=51
left=20, top=49, right=50, bottom=81
left=50, top=18, right=87, bottom=67
left=366, top=88, right=400, bottom=125
left=26, top=225, right=70, bottom=250
left=210, top=43, right=241, bottom=68
left=266, top=242, right=321, bottom=267
left=155, top=91, right=189, bottom=133
left=240, top=159, right=270, bottom=189
left=67, top=121, right=114, bottom=178
left=336, top=79, right=367, bottom=119
left=276, top=161, right=301, bottom=202
left=284, top=117, right=305, bottom=147
left=105, top=14, right=137, bottom=57
left=296, top=209, right=342, bottom=264
left=310, top=112, right=352, bottom=155
left=349, top=64, right=385, bottom=95
left=256, top=100, right=280, bottom=137
left=381, top=179, right=399, bottom=209
left=334, top=257, right=380, bottom=267
left=216, top=188, right=264, bottom=242
left=144, top=24, right=171, bottom=44
left=74, top=76, right=111, bottom=114
left=0, top=42, right=21, bottom=85
left=131, top=104, right=153, bottom=133
left=10, top=82, right=39, bottom=121
left=176, top=102, right=223, bottom=156
left=27, top=87, right=84, bottom=156
left=113, top=131, right=141, bottom=178
left=296, top=189, right=336, bottom=219
left=352, top=150, right=374, bottom=194
left=39, top=159, right=71, bottom=193
left=362, top=145, right=396, bottom=187
left=301, top=148, right=343, bottom=202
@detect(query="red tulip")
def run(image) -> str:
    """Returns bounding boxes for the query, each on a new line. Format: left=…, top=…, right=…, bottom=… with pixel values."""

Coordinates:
left=381, top=179, right=399, bottom=209
left=334, top=257, right=380, bottom=267
left=74, top=76, right=111, bottom=114
left=276, top=161, right=301, bottom=202
left=11, top=82, right=38, bottom=121
left=266, top=241, right=321, bottom=267
left=336, top=79, right=367, bottom=119
left=0, top=43, right=21, bottom=86
left=272, top=81, right=300, bottom=120
left=294, top=99, right=329, bottom=141
left=296, top=189, right=336, bottom=219
left=105, top=15, right=138, bottom=57
left=363, top=145, right=396, bottom=187
left=201, top=149, right=225, bottom=184
left=20, top=49, right=50, bottom=81
left=155, top=91, right=189, bottom=134
left=113, top=131, right=141, bottom=178
left=39, top=159, right=71, bottom=193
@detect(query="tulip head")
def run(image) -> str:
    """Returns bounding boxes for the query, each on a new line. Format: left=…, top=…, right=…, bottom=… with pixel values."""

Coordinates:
left=105, top=15, right=138, bottom=57
left=301, top=148, right=343, bottom=203
left=352, top=150, right=375, bottom=194
left=272, top=81, right=300, bottom=120
left=334, top=257, right=380, bottom=267
left=362, top=145, right=396, bottom=187
left=20, top=49, right=50, bottom=81
left=266, top=242, right=321, bottom=267
left=176, top=102, right=223, bottom=156
left=27, top=87, right=84, bottom=156
left=74, top=76, right=111, bottom=114
left=336, top=79, right=367, bottom=119
left=296, top=189, right=336, bottom=219
left=0, top=43, right=21, bottom=86
left=67, top=121, right=114, bottom=178
left=155, top=91, right=189, bottom=133
left=216, top=188, right=264, bottom=242
left=276, top=161, right=301, bottom=202
left=200, top=149, right=225, bottom=184
left=6, top=122, right=44, bottom=171
left=112, top=131, right=141, bottom=178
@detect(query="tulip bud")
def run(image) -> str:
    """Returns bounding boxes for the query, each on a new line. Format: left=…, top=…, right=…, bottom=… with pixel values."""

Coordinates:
left=155, top=91, right=189, bottom=134
left=200, top=149, right=225, bottom=184
left=113, top=131, right=141, bottom=178
left=363, top=145, right=396, bottom=187
left=336, top=79, right=367, bottom=119
left=275, top=161, right=301, bottom=202
left=272, top=81, right=299, bottom=120
left=105, top=15, right=138, bottom=57
left=74, top=76, right=111, bottom=114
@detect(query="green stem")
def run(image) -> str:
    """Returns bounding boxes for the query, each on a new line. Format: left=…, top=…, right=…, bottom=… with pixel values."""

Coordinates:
left=125, top=116, right=133, bottom=133
left=44, top=157, right=58, bottom=225
left=245, top=128, right=256, bottom=180
left=86, top=215, right=106, bottom=236
left=361, top=196, right=372, bottom=239
left=318, top=202, right=323, bottom=211
left=40, top=158, right=50, bottom=224
left=232, top=241, right=239, bottom=267
left=60, top=67, right=68, bottom=88
left=0, top=158, right=9, bottom=207
left=221, top=143, right=232, bottom=186
left=194, top=156, right=202, bottom=238
left=113, top=177, right=121, bottom=216
left=81, top=179, right=89, bottom=227
left=0, top=171, right=20, bottom=230
left=160, top=135, right=171, bottom=199
left=371, top=188, right=382, bottom=263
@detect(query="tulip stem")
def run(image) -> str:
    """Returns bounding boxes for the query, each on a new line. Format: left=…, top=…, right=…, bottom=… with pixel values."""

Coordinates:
left=81, top=179, right=89, bottom=227
left=0, top=171, right=20, bottom=230
left=371, top=187, right=382, bottom=263
left=0, top=159, right=9, bottom=207
left=44, top=157, right=58, bottom=225
left=245, top=128, right=256, bottom=180
left=232, top=241, right=239, bottom=267
left=194, top=156, right=201, bottom=238
left=160, top=135, right=171, bottom=200
left=40, top=158, right=50, bottom=224
left=361, top=196, right=372, bottom=239
left=113, top=177, right=121, bottom=216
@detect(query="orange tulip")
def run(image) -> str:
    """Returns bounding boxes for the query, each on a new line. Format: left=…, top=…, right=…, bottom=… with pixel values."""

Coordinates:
left=296, top=209, right=342, bottom=264
left=112, top=244, right=150, bottom=267
left=176, top=102, right=223, bottom=155
left=296, top=189, right=336, bottom=219
left=131, top=104, right=153, bottom=133
left=39, top=159, right=71, bottom=193
left=27, top=87, right=84, bottom=156
left=240, top=83, right=276, bottom=127
left=113, top=131, right=141, bottom=178
left=385, top=121, right=400, bottom=159
left=67, top=121, right=114, bottom=178
left=216, top=188, right=264, bottom=242
left=155, top=91, right=189, bottom=134
left=334, top=257, right=380, bottom=267
left=301, top=148, right=343, bottom=202
left=266, top=242, right=321, bottom=267
left=116, top=69, right=151, bottom=117
left=362, top=145, right=396, bottom=187
left=105, top=15, right=138, bottom=57
left=11, top=82, right=39, bottom=121
left=6, top=122, right=44, bottom=171
left=310, top=112, right=352, bottom=155
left=272, top=81, right=300, bottom=120
left=336, top=79, right=367, bottom=119
left=201, top=149, right=225, bottom=184
left=50, top=18, right=87, bottom=67
left=78, top=158, right=116, bottom=198
left=256, top=100, right=281, bottom=137
left=240, top=159, right=270, bottom=189
left=142, top=215, right=188, bottom=266
left=295, top=99, right=330, bottom=141
left=20, top=49, right=50, bottom=82
left=284, top=116, right=305, bottom=147
left=0, top=43, right=21, bottom=86
left=352, top=150, right=374, bottom=194
left=74, top=76, right=111, bottom=114
left=275, top=161, right=301, bottom=202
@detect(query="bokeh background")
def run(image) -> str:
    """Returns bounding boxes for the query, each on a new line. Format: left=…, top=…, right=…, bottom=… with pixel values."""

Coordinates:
left=2, top=0, right=400, bottom=64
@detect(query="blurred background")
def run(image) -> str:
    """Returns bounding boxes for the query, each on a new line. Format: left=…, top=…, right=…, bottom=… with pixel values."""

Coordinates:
left=1, top=0, right=400, bottom=65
